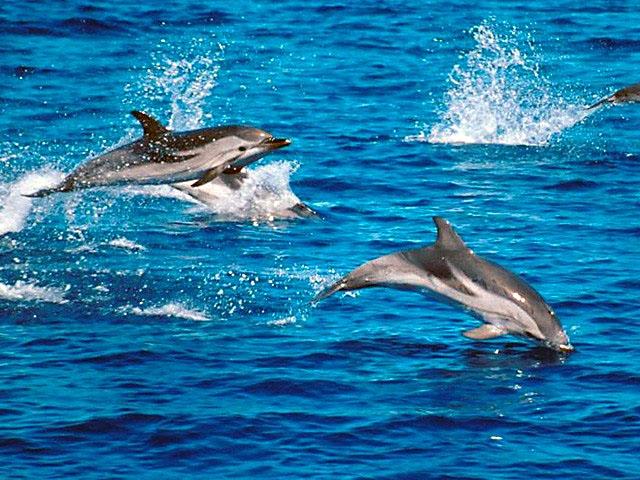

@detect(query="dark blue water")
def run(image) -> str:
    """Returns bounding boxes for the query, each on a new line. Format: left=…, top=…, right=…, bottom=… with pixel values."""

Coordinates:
left=2, top=1, right=640, bottom=478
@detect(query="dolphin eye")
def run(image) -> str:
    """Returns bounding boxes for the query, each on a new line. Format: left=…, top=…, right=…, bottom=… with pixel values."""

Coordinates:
left=238, top=146, right=247, bottom=152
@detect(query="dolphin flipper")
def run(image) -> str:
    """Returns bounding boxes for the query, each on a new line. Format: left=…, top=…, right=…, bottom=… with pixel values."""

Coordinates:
left=462, top=324, right=506, bottom=340
left=191, top=165, right=229, bottom=187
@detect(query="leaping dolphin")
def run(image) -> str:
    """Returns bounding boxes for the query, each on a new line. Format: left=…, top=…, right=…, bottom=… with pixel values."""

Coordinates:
left=586, top=82, right=640, bottom=110
left=26, top=111, right=291, bottom=197
left=314, top=217, right=573, bottom=353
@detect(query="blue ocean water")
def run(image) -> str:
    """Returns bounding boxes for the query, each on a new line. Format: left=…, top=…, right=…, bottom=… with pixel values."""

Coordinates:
left=1, top=0, right=640, bottom=478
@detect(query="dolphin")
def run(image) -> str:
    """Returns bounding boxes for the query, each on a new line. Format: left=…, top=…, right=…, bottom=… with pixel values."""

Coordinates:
left=314, top=217, right=573, bottom=352
left=171, top=171, right=317, bottom=219
left=26, top=111, right=291, bottom=197
left=585, top=82, right=640, bottom=110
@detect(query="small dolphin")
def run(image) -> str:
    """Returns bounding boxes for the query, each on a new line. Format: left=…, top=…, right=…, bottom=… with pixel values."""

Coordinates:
left=586, top=82, right=640, bottom=110
left=314, top=217, right=573, bottom=352
left=26, top=111, right=291, bottom=197
left=171, top=171, right=317, bottom=219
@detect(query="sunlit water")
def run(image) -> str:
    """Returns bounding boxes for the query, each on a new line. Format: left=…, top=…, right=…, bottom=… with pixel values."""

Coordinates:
left=1, top=1, right=640, bottom=479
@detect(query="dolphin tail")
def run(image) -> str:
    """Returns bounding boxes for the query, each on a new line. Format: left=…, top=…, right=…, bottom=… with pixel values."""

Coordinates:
left=585, top=95, right=613, bottom=111
left=22, top=178, right=74, bottom=198
left=312, top=278, right=348, bottom=303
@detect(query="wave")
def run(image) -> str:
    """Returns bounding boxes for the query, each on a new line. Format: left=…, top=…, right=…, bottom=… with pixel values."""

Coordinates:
left=0, top=281, right=68, bottom=304
left=127, top=303, right=210, bottom=321
left=0, top=170, right=64, bottom=236
left=410, top=22, right=585, bottom=146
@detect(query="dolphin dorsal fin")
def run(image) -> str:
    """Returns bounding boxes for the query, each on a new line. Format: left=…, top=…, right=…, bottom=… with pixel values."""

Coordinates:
left=131, top=111, right=168, bottom=138
left=433, top=216, right=466, bottom=250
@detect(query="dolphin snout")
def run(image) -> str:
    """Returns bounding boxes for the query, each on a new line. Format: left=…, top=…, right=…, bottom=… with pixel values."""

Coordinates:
left=557, top=343, right=574, bottom=353
left=263, top=137, right=291, bottom=150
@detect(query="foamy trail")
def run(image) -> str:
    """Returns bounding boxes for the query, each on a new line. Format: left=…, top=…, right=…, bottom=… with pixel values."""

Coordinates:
left=128, top=303, right=210, bottom=321
left=0, top=281, right=68, bottom=304
left=0, top=170, right=64, bottom=236
left=409, top=22, right=585, bottom=146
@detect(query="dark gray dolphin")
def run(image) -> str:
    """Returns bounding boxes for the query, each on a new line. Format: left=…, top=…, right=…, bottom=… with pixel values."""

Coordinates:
left=26, top=111, right=291, bottom=197
left=586, top=82, right=640, bottom=110
left=314, top=217, right=573, bottom=352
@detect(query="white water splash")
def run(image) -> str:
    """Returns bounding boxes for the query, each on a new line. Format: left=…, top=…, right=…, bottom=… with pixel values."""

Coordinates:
left=0, top=281, right=69, bottom=304
left=414, top=23, right=585, bottom=146
left=128, top=303, right=210, bottom=321
left=172, top=161, right=309, bottom=221
left=123, top=161, right=311, bottom=221
left=108, top=237, right=146, bottom=252
left=128, top=39, right=225, bottom=130
left=0, top=170, right=64, bottom=236
left=267, top=316, right=297, bottom=327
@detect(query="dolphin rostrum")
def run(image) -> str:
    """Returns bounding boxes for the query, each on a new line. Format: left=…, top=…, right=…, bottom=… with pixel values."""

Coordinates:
left=26, top=111, right=291, bottom=197
left=314, top=217, right=573, bottom=352
left=586, top=82, right=640, bottom=110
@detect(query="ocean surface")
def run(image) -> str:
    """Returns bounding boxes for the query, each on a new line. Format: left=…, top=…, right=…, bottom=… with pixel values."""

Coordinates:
left=1, top=1, right=640, bottom=478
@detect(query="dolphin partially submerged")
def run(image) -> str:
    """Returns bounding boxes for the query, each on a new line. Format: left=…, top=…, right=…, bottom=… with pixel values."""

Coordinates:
left=314, top=217, right=573, bottom=352
left=26, top=111, right=291, bottom=197
left=172, top=170, right=317, bottom=219
left=586, top=82, right=640, bottom=110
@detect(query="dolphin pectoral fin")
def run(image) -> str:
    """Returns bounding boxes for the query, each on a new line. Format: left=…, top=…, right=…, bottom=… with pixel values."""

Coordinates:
left=191, top=167, right=226, bottom=187
left=462, top=324, right=506, bottom=340
left=131, top=111, right=169, bottom=138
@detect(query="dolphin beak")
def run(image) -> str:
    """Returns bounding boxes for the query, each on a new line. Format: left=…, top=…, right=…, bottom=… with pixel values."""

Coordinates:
left=263, top=137, right=291, bottom=150
left=557, top=344, right=574, bottom=353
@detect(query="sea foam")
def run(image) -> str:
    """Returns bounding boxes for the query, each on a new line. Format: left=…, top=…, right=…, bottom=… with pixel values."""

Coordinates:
left=409, top=22, right=585, bottom=146
left=0, top=170, right=65, bottom=236
left=0, top=281, right=68, bottom=304
left=128, top=303, right=210, bottom=321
